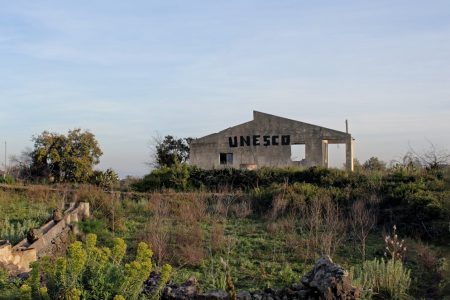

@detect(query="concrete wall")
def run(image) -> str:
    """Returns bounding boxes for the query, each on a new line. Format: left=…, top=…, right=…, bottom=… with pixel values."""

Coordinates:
left=0, top=202, right=89, bottom=275
left=190, top=111, right=354, bottom=171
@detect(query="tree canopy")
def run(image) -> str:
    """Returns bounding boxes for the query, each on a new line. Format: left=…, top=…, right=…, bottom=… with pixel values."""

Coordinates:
left=153, top=135, right=191, bottom=168
left=30, top=128, right=103, bottom=183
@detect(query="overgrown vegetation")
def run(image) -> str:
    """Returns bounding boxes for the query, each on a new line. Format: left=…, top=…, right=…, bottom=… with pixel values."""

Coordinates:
left=1, top=234, right=171, bottom=300
left=5, top=128, right=118, bottom=188
left=1, top=159, right=449, bottom=299
left=0, top=188, right=61, bottom=244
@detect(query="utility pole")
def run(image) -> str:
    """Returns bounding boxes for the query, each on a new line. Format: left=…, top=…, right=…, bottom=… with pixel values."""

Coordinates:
left=3, top=141, right=6, bottom=178
left=345, top=119, right=349, bottom=134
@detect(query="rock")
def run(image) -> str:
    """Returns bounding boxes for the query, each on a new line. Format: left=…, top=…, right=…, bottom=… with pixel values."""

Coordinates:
left=142, top=256, right=359, bottom=300
left=163, top=276, right=198, bottom=299
left=26, top=229, right=42, bottom=243
left=237, top=291, right=252, bottom=300
left=197, top=291, right=229, bottom=300
left=252, top=294, right=262, bottom=300
left=300, top=256, right=360, bottom=299
left=53, top=209, right=63, bottom=222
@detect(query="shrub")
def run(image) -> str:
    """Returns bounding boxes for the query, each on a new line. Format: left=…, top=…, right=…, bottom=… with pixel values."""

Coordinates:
left=0, top=175, right=15, bottom=185
left=0, top=267, right=21, bottom=299
left=351, top=258, right=411, bottom=299
left=75, top=186, right=125, bottom=233
left=133, top=161, right=189, bottom=192
left=0, top=218, right=41, bottom=244
left=29, top=234, right=171, bottom=300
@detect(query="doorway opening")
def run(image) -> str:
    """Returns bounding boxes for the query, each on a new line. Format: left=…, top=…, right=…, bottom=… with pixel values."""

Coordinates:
left=291, top=144, right=305, bottom=161
left=327, top=144, right=346, bottom=169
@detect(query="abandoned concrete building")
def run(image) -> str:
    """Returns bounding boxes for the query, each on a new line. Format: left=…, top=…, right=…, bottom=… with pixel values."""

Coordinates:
left=190, top=111, right=354, bottom=171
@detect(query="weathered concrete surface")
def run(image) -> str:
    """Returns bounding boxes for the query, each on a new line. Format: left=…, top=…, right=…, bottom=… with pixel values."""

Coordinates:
left=0, top=241, right=36, bottom=276
left=145, top=256, right=359, bottom=300
left=0, top=202, right=89, bottom=275
left=190, top=111, right=354, bottom=171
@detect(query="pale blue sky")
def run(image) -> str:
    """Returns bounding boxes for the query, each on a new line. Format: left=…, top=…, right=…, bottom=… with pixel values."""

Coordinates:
left=1, top=1, right=449, bottom=177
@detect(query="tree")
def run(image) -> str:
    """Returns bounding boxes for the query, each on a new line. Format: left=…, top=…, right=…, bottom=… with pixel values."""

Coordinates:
left=363, top=157, right=386, bottom=172
left=408, top=142, right=450, bottom=171
left=9, top=147, right=33, bottom=181
left=153, top=135, right=192, bottom=168
left=350, top=199, right=377, bottom=261
left=30, top=129, right=103, bottom=183
left=90, top=168, right=119, bottom=190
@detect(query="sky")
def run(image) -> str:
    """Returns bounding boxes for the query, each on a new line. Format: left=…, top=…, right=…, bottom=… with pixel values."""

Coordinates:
left=1, top=1, right=449, bottom=177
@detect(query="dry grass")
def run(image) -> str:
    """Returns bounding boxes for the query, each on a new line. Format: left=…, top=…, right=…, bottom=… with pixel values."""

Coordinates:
left=210, top=222, right=226, bottom=253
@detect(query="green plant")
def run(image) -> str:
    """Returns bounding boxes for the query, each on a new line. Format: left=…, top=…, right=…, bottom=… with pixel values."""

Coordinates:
left=351, top=258, right=411, bottom=299
left=30, top=128, right=103, bottom=183
left=278, top=264, right=297, bottom=286
left=29, top=234, right=171, bottom=300
left=19, top=284, right=32, bottom=300
left=133, top=161, right=189, bottom=192
left=384, top=225, right=407, bottom=261
left=220, top=258, right=236, bottom=300
left=90, top=168, right=119, bottom=191
left=149, top=264, right=172, bottom=300
left=0, top=218, right=41, bottom=244
left=0, top=175, right=15, bottom=184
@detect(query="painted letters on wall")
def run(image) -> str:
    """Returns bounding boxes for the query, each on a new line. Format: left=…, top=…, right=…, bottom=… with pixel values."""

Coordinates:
left=229, top=135, right=290, bottom=148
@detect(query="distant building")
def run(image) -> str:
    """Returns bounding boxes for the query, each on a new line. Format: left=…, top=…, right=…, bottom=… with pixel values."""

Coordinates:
left=190, top=111, right=354, bottom=171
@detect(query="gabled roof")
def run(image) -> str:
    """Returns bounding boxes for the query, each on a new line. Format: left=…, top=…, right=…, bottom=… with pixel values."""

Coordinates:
left=192, top=111, right=351, bottom=142
left=252, top=111, right=350, bottom=137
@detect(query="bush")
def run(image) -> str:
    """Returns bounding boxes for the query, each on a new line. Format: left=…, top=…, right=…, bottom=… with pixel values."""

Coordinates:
left=74, top=186, right=125, bottom=233
left=0, top=266, right=21, bottom=299
left=0, top=175, right=15, bottom=185
left=28, top=234, right=172, bottom=300
left=351, top=258, right=411, bottom=299
left=0, top=218, right=41, bottom=244
left=133, top=162, right=189, bottom=192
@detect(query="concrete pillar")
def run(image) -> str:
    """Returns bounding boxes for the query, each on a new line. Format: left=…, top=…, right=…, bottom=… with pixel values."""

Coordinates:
left=305, top=139, right=323, bottom=167
left=322, top=140, right=329, bottom=168
left=346, top=137, right=354, bottom=171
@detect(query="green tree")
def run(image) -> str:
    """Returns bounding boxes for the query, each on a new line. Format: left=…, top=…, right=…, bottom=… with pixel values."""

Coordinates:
left=153, top=135, right=191, bottom=168
left=363, top=157, right=386, bottom=172
left=30, top=129, right=103, bottom=183
left=90, top=168, right=119, bottom=190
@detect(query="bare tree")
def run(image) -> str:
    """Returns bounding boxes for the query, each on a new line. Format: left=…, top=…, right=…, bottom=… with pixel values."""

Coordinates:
left=299, top=195, right=346, bottom=260
left=350, top=198, right=377, bottom=261
left=139, top=194, right=171, bottom=266
left=408, top=141, right=450, bottom=170
left=321, top=197, right=347, bottom=257
left=8, top=147, right=33, bottom=181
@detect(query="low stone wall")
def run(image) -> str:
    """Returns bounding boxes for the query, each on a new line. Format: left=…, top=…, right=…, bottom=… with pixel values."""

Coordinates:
left=0, top=241, right=36, bottom=276
left=0, top=202, right=89, bottom=275
left=145, top=256, right=360, bottom=300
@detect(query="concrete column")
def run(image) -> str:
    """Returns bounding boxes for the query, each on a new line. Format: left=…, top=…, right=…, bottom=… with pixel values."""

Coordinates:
left=305, top=139, right=323, bottom=167
left=322, top=140, right=329, bottom=168
left=346, top=137, right=354, bottom=171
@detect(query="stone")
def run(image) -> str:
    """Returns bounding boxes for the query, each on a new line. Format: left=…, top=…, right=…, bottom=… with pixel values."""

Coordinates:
left=252, top=294, right=262, bottom=300
left=145, top=256, right=359, bottom=300
left=163, top=276, right=199, bottom=299
left=237, top=291, right=252, bottom=300
left=26, top=229, right=42, bottom=243
left=300, top=256, right=359, bottom=299
left=53, top=209, right=63, bottom=222
left=197, top=291, right=229, bottom=300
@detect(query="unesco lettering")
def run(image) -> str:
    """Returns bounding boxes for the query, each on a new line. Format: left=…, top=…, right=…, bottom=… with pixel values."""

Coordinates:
left=228, top=135, right=290, bottom=148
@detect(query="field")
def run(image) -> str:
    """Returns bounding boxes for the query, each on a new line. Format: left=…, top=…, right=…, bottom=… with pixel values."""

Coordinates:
left=1, top=165, right=449, bottom=299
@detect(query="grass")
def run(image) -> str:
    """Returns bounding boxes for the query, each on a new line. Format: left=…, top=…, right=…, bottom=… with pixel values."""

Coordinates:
left=0, top=189, right=60, bottom=244
left=1, top=183, right=449, bottom=299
